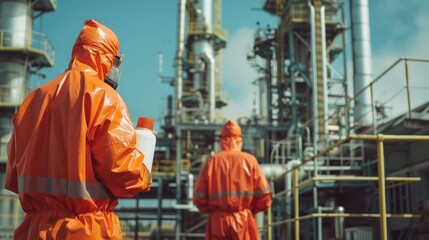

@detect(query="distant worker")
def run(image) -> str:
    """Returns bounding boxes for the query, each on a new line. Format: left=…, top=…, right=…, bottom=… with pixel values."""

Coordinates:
left=5, top=19, right=152, bottom=239
left=193, top=119, right=272, bottom=239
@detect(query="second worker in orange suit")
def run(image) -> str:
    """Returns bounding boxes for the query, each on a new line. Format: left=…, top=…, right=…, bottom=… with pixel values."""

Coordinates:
left=193, top=119, right=272, bottom=240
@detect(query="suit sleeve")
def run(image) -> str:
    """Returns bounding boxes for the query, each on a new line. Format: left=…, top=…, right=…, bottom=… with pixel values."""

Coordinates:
left=5, top=126, right=18, bottom=194
left=252, top=159, right=272, bottom=213
left=90, top=93, right=152, bottom=198
left=193, top=160, right=210, bottom=213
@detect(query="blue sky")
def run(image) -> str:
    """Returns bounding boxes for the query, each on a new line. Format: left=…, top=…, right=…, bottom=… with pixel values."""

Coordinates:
left=33, top=0, right=429, bottom=130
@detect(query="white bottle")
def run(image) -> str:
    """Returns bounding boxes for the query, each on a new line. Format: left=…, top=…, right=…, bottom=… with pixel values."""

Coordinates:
left=136, top=117, right=156, bottom=173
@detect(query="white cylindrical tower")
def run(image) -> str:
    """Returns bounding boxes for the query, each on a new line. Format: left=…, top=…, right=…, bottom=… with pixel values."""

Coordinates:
left=192, top=0, right=216, bottom=122
left=351, top=0, right=373, bottom=128
left=0, top=0, right=56, bottom=233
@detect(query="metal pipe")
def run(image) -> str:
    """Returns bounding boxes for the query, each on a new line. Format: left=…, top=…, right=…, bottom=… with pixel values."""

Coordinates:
left=289, top=31, right=298, bottom=127
left=376, top=136, right=388, bottom=240
left=350, top=0, right=373, bottom=128
left=187, top=173, right=194, bottom=202
left=308, top=0, right=318, bottom=153
left=175, top=0, right=186, bottom=124
left=267, top=206, right=272, bottom=240
left=294, top=167, right=300, bottom=240
left=340, top=3, right=350, bottom=135
left=200, top=53, right=216, bottom=122
left=270, top=212, right=421, bottom=227
left=404, top=59, right=412, bottom=118
left=157, top=177, right=163, bottom=240
left=370, top=83, right=377, bottom=134
left=321, top=5, right=328, bottom=137
left=286, top=160, right=301, bottom=240
left=175, top=126, right=182, bottom=240
left=335, top=206, right=345, bottom=239
left=307, top=4, right=320, bottom=238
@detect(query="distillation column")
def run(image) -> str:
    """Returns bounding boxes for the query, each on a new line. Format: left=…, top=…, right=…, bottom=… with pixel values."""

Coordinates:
left=183, top=0, right=227, bottom=123
left=190, top=0, right=216, bottom=122
left=0, top=0, right=56, bottom=233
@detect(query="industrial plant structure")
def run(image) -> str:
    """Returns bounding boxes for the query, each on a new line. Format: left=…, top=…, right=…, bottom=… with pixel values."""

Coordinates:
left=0, top=0, right=56, bottom=237
left=1, top=0, right=429, bottom=240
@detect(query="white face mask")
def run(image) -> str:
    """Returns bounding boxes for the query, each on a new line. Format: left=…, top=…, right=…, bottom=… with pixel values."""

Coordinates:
left=105, top=52, right=125, bottom=90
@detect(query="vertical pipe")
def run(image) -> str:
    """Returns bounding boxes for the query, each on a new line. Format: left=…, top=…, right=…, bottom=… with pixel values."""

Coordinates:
left=376, top=134, right=387, bottom=240
left=350, top=0, right=373, bottom=128
left=175, top=0, right=186, bottom=123
left=187, top=173, right=194, bottom=202
left=157, top=177, right=163, bottom=240
left=404, top=59, right=412, bottom=118
left=277, top=25, right=286, bottom=123
left=175, top=126, right=182, bottom=240
left=294, top=167, right=300, bottom=240
left=267, top=206, right=272, bottom=240
left=370, top=84, right=377, bottom=134
left=134, top=195, right=139, bottom=240
left=308, top=3, right=320, bottom=240
left=320, top=6, right=328, bottom=137
left=335, top=206, right=345, bottom=239
left=340, top=3, right=350, bottom=135
left=308, top=1, right=318, bottom=150
left=201, top=53, right=216, bottom=122
left=267, top=52, right=273, bottom=124
left=289, top=31, right=298, bottom=128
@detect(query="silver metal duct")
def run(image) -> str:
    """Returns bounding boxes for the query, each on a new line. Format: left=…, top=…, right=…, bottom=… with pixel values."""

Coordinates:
left=350, top=0, right=373, bottom=127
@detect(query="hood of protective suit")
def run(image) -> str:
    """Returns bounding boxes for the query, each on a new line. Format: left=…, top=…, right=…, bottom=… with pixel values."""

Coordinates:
left=220, top=119, right=242, bottom=151
left=68, top=19, right=119, bottom=81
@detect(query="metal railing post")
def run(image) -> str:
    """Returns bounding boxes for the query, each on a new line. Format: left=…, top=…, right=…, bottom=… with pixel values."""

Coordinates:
left=376, top=134, right=388, bottom=240
left=267, top=206, right=272, bottom=240
left=294, top=167, right=300, bottom=240
left=370, top=83, right=377, bottom=134
left=404, top=58, right=412, bottom=118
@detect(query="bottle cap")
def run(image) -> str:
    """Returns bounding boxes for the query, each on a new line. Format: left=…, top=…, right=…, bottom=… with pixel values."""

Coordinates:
left=137, top=117, right=154, bottom=130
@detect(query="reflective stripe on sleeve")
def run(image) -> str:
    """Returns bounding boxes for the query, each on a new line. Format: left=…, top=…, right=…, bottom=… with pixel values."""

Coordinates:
left=18, top=176, right=111, bottom=200
left=194, top=186, right=271, bottom=200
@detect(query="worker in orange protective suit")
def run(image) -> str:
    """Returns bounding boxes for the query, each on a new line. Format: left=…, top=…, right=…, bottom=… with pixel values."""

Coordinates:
left=193, top=119, right=272, bottom=240
left=5, top=19, right=152, bottom=239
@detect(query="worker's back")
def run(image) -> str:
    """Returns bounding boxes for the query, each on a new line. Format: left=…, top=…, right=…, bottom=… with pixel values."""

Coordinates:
left=202, top=149, right=262, bottom=212
left=5, top=19, right=152, bottom=240
left=193, top=119, right=272, bottom=240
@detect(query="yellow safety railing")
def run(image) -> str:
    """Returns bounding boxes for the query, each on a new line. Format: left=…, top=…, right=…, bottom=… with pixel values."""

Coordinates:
left=0, top=29, right=55, bottom=66
left=267, top=134, right=428, bottom=240
left=151, top=159, right=190, bottom=176
left=188, top=22, right=228, bottom=43
left=0, top=195, right=23, bottom=233
left=325, top=57, right=429, bottom=135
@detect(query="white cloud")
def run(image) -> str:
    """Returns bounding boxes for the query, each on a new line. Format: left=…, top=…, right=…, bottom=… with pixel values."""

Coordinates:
left=221, top=28, right=260, bottom=121
left=369, top=2, right=429, bottom=121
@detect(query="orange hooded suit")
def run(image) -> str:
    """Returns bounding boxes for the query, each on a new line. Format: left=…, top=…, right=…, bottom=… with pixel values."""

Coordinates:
left=5, top=19, right=151, bottom=239
left=193, top=120, right=272, bottom=239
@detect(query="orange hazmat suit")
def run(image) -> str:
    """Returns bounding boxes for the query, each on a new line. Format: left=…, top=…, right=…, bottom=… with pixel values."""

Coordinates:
left=193, top=120, right=272, bottom=239
left=5, top=19, right=151, bottom=239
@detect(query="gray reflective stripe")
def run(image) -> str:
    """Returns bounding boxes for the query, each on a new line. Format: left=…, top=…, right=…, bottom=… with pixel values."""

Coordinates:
left=194, top=186, right=270, bottom=200
left=18, top=176, right=111, bottom=200
left=255, top=186, right=271, bottom=196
